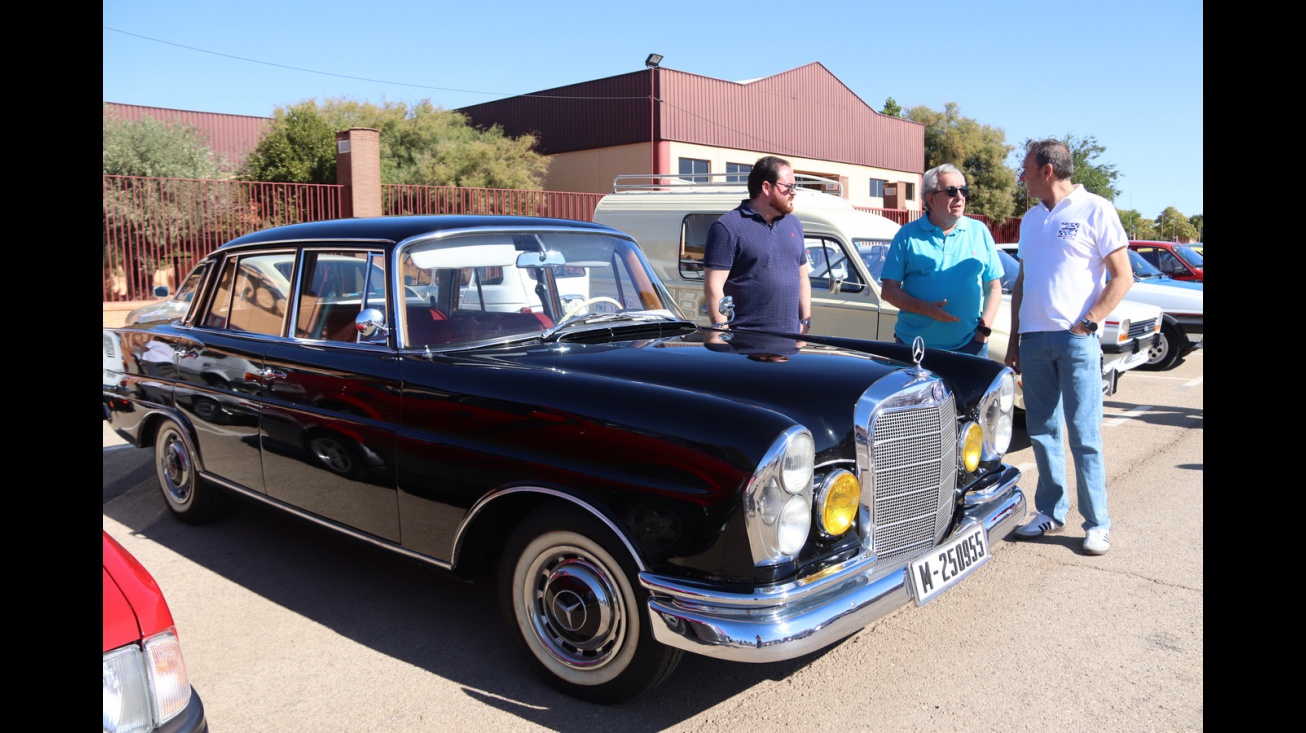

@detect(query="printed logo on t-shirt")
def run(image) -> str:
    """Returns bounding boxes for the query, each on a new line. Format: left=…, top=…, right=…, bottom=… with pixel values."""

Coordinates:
left=1057, top=222, right=1081, bottom=239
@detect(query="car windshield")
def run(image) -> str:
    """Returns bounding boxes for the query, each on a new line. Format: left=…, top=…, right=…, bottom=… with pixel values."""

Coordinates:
left=399, top=231, right=680, bottom=349
left=1127, top=249, right=1168, bottom=280
left=1175, top=244, right=1203, bottom=267
left=855, top=240, right=890, bottom=285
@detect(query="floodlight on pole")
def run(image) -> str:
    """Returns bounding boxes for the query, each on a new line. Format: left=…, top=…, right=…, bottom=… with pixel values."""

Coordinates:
left=646, top=54, right=662, bottom=179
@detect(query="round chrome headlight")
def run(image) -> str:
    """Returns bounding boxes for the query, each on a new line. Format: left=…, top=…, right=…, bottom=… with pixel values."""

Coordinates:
left=781, top=431, right=814, bottom=493
left=777, top=495, right=811, bottom=555
left=996, top=372, right=1015, bottom=414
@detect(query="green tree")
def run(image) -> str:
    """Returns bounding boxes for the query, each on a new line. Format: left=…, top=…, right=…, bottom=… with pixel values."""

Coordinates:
left=1188, top=214, right=1203, bottom=242
left=241, top=101, right=339, bottom=184
left=102, top=105, right=226, bottom=178
left=881, top=97, right=903, bottom=118
left=1116, top=208, right=1157, bottom=239
left=1154, top=207, right=1199, bottom=242
left=906, top=102, right=1017, bottom=223
left=241, top=98, right=550, bottom=189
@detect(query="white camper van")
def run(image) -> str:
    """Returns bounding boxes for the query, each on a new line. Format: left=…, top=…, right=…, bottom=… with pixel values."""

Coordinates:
left=593, top=173, right=903, bottom=340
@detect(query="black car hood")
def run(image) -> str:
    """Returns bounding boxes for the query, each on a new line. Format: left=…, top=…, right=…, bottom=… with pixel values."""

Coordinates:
left=447, top=329, right=918, bottom=456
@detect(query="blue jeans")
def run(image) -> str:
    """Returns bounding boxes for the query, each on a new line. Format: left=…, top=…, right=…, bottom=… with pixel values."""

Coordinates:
left=1018, top=330, right=1109, bottom=531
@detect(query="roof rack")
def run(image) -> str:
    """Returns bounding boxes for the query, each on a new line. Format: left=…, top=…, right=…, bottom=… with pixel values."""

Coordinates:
left=611, top=172, right=844, bottom=197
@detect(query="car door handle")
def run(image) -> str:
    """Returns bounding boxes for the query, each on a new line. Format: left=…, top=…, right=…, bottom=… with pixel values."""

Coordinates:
left=258, top=368, right=287, bottom=381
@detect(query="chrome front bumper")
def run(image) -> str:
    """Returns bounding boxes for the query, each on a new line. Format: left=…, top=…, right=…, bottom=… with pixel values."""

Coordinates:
left=639, top=466, right=1024, bottom=663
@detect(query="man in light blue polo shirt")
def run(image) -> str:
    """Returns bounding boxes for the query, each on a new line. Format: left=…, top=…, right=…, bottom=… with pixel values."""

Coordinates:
left=881, top=164, right=1003, bottom=356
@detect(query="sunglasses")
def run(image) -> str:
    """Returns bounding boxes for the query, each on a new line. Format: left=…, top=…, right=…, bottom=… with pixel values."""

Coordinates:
left=772, top=181, right=799, bottom=195
left=933, top=186, right=970, bottom=199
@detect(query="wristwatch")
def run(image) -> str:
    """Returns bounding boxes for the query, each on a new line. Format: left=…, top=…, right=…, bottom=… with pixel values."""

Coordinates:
left=711, top=321, right=729, bottom=327
left=1078, top=317, right=1098, bottom=334
left=976, top=323, right=992, bottom=336
left=799, top=318, right=812, bottom=328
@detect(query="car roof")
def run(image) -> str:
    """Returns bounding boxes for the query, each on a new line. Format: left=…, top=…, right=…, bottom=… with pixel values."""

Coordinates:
left=218, top=215, right=623, bottom=251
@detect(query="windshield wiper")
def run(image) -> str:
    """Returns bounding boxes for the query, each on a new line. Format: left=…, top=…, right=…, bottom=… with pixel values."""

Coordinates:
left=543, top=311, right=687, bottom=340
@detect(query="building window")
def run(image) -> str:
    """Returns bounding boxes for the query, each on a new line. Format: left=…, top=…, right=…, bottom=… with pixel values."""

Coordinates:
left=680, top=158, right=710, bottom=183
left=905, top=182, right=915, bottom=201
left=726, top=162, right=751, bottom=183
left=869, top=178, right=886, bottom=198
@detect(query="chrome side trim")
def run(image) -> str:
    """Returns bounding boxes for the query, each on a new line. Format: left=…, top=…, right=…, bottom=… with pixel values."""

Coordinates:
left=639, top=470, right=1024, bottom=663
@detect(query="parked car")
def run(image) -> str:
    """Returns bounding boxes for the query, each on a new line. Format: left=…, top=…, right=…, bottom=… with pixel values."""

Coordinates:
left=1000, top=243, right=1198, bottom=372
left=103, top=531, right=207, bottom=732
left=102, top=214, right=1025, bottom=704
left=1128, top=240, right=1203, bottom=282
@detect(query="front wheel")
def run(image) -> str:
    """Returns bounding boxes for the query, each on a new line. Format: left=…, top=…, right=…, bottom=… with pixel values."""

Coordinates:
left=499, top=506, right=681, bottom=703
left=1140, top=320, right=1184, bottom=371
left=154, top=421, right=224, bottom=524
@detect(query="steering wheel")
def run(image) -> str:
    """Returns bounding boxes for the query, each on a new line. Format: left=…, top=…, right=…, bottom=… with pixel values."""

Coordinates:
left=562, top=296, right=623, bottom=320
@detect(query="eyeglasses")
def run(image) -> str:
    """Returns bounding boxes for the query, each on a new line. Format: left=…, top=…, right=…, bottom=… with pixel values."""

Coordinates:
left=932, top=186, right=970, bottom=199
left=772, top=181, right=799, bottom=195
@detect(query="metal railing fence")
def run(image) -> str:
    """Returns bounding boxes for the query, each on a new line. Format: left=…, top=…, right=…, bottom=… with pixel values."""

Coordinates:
left=102, top=176, right=342, bottom=302
left=383, top=184, right=603, bottom=222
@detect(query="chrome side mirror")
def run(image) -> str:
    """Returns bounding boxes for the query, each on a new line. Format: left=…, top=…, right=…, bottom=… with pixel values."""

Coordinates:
left=356, top=308, right=390, bottom=340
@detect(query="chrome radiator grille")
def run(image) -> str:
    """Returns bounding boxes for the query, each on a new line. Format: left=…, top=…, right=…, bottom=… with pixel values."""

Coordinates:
left=866, top=392, right=957, bottom=565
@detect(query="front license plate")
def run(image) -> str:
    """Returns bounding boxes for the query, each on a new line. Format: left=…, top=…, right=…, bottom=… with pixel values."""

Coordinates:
left=908, top=524, right=990, bottom=605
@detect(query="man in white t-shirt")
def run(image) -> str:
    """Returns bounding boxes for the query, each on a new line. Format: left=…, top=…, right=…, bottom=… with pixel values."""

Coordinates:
left=1005, top=139, right=1133, bottom=556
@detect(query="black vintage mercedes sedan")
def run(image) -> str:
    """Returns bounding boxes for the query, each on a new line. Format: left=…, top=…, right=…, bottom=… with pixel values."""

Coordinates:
left=102, top=215, right=1025, bottom=704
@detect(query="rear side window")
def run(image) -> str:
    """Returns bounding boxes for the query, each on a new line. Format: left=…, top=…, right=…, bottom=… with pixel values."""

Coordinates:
left=204, top=253, right=292, bottom=336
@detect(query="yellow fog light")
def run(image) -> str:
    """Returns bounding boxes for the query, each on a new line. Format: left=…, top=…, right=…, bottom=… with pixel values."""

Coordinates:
left=959, top=422, right=983, bottom=473
left=817, top=469, right=861, bottom=536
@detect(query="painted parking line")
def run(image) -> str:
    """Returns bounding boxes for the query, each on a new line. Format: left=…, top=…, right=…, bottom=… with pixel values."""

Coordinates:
left=1180, top=376, right=1203, bottom=390
left=1104, top=405, right=1154, bottom=427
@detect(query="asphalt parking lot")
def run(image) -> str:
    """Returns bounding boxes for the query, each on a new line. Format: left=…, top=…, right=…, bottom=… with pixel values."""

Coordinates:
left=103, top=351, right=1202, bottom=732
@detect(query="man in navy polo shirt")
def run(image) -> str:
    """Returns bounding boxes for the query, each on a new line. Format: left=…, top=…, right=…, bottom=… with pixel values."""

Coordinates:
left=703, top=156, right=812, bottom=334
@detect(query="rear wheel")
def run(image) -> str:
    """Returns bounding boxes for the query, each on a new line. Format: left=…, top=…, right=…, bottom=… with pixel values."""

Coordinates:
left=1141, top=321, right=1184, bottom=371
left=499, top=505, right=681, bottom=703
left=154, top=421, right=224, bottom=524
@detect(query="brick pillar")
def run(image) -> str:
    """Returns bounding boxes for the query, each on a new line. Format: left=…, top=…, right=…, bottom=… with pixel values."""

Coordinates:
left=335, top=128, right=382, bottom=218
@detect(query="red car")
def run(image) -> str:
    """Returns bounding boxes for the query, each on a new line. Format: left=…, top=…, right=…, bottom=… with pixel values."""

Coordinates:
left=1128, top=240, right=1203, bottom=282
left=103, top=531, right=207, bottom=733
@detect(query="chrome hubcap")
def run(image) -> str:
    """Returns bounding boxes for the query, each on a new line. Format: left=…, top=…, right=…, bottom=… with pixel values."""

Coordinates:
left=526, top=551, right=624, bottom=670
left=162, top=436, right=191, bottom=502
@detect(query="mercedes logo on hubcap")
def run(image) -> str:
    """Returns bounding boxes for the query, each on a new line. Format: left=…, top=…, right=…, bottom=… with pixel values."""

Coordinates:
left=551, top=590, right=587, bottom=632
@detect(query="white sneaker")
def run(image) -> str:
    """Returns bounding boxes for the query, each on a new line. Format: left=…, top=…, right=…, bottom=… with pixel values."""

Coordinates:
left=1083, top=528, right=1111, bottom=555
left=1014, top=511, right=1064, bottom=539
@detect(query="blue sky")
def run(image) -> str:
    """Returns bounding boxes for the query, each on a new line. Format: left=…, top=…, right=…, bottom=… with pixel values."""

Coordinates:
left=103, top=0, right=1203, bottom=220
